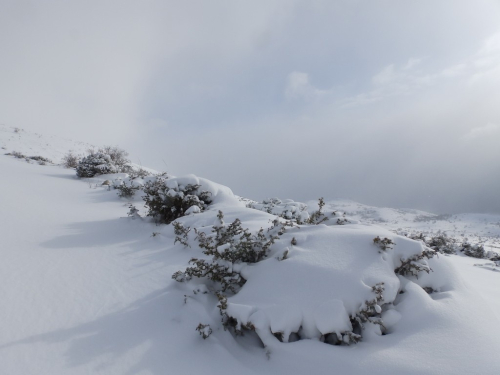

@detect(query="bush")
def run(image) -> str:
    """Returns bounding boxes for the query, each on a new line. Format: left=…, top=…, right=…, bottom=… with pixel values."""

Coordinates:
left=394, top=248, right=435, bottom=277
left=143, top=176, right=212, bottom=224
left=247, top=198, right=310, bottom=224
left=173, top=211, right=289, bottom=293
left=76, top=146, right=131, bottom=178
left=10, top=151, right=26, bottom=159
left=461, top=242, right=486, bottom=258
left=373, top=236, right=394, bottom=252
left=62, top=151, right=80, bottom=168
left=76, top=153, right=118, bottom=177
left=90, top=146, right=130, bottom=169
left=115, top=182, right=140, bottom=198
left=128, top=167, right=151, bottom=179
left=306, top=198, right=329, bottom=225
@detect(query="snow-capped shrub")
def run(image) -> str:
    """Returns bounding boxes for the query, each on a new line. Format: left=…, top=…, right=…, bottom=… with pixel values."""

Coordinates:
left=76, top=153, right=118, bottom=177
left=461, top=242, right=486, bottom=258
left=127, top=204, right=140, bottom=219
left=143, top=176, right=211, bottom=224
left=10, top=151, right=26, bottom=159
left=62, top=151, right=80, bottom=168
left=173, top=221, right=191, bottom=247
left=427, top=234, right=456, bottom=254
left=196, top=323, right=212, bottom=339
left=27, top=155, right=52, bottom=164
left=8, top=152, right=52, bottom=165
left=76, top=146, right=131, bottom=177
left=173, top=211, right=289, bottom=293
left=336, top=217, right=350, bottom=225
left=115, top=182, right=140, bottom=198
left=128, top=167, right=151, bottom=179
left=247, top=198, right=310, bottom=224
left=306, top=198, right=329, bottom=225
left=94, top=146, right=130, bottom=170
left=394, top=248, right=435, bottom=277
left=373, top=236, right=395, bottom=252
left=403, top=232, right=488, bottom=259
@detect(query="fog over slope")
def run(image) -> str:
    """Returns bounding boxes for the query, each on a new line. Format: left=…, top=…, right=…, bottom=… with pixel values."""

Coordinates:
left=1, top=1, right=500, bottom=213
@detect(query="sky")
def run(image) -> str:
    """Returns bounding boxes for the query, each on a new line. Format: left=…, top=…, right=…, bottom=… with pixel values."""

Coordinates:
left=1, top=0, right=500, bottom=214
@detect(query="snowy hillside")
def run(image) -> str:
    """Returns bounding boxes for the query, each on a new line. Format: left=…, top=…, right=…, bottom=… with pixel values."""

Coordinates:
left=1, top=132, right=499, bottom=374
left=319, top=199, right=500, bottom=254
left=0, top=124, right=94, bottom=163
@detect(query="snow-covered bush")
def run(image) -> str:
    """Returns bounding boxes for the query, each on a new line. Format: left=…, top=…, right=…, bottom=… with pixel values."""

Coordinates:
left=461, top=242, right=486, bottom=258
left=373, top=236, right=395, bottom=252
left=127, top=204, right=140, bottom=219
left=128, top=167, right=151, bottom=179
left=247, top=198, right=310, bottom=224
left=394, top=248, right=435, bottom=277
left=173, top=211, right=289, bottom=293
left=143, top=175, right=212, bottom=224
left=10, top=151, right=25, bottom=159
left=8, top=151, right=52, bottom=165
left=62, top=151, right=80, bottom=168
left=76, top=146, right=131, bottom=177
left=173, top=221, right=191, bottom=247
left=403, top=232, right=488, bottom=259
left=76, top=153, right=119, bottom=177
left=426, top=234, right=456, bottom=254
left=94, top=146, right=130, bottom=170
left=306, top=198, right=329, bottom=225
left=115, top=182, right=140, bottom=198
left=27, top=155, right=52, bottom=164
left=196, top=323, right=212, bottom=339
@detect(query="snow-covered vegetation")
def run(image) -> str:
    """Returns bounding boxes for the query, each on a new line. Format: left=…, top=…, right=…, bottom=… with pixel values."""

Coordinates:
left=1, top=126, right=500, bottom=374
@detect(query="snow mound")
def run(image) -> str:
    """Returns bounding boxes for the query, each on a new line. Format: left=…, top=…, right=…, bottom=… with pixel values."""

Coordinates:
left=225, top=224, right=436, bottom=346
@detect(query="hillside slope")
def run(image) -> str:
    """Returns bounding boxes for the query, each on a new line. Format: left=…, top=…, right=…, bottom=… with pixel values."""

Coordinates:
left=1, top=140, right=499, bottom=374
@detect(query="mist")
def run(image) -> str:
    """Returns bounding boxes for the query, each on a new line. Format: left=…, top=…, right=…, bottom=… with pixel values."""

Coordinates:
left=1, top=0, right=500, bottom=214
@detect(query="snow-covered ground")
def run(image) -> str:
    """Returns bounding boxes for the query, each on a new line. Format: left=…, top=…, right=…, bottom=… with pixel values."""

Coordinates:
left=1, top=127, right=499, bottom=374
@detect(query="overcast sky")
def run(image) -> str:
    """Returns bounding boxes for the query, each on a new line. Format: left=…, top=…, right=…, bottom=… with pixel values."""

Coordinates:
left=2, top=0, right=500, bottom=214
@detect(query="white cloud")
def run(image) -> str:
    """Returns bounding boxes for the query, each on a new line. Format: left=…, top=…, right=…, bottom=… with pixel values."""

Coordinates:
left=463, top=123, right=500, bottom=140
left=372, top=64, right=397, bottom=86
left=285, top=71, right=329, bottom=100
left=441, top=64, right=467, bottom=77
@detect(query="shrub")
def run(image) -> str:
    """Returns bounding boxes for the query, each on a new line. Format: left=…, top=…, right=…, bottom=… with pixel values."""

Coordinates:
left=461, top=242, right=486, bottom=258
left=173, top=221, right=191, bottom=247
left=196, top=323, right=212, bottom=339
left=27, top=155, right=52, bottom=165
left=143, top=177, right=211, bottom=224
left=11, top=151, right=26, bottom=159
left=62, top=151, right=80, bottom=168
left=427, top=234, right=456, bottom=254
left=76, top=146, right=131, bottom=178
left=115, top=182, right=140, bottom=198
left=247, top=198, right=309, bottom=224
left=173, top=211, right=289, bottom=293
left=127, top=204, right=140, bottom=219
left=306, top=198, right=329, bottom=225
left=76, top=153, right=118, bottom=177
left=373, top=236, right=395, bottom=252
left=395, top=248, right=435, bottom=277
left=128, top=168, right=151, bottom=179
left=91, top=146, right=130, bottom=169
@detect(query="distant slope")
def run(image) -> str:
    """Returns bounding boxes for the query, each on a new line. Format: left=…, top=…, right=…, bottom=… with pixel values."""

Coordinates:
left=0, top=124, right=94, bottom=163
left=319, top=199, right=500, bottom=252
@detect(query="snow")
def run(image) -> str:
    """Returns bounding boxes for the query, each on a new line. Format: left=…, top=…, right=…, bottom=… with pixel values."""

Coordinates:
left=1, top=129, right=500, bottom=374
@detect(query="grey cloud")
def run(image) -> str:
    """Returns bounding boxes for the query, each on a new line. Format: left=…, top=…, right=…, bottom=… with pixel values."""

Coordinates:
left=2, top=0, right=500, bottom=214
